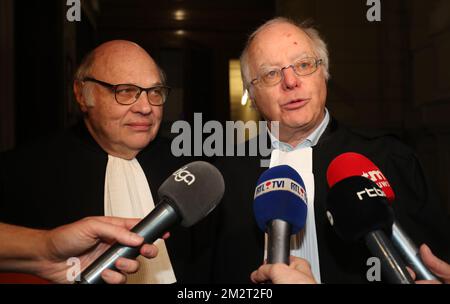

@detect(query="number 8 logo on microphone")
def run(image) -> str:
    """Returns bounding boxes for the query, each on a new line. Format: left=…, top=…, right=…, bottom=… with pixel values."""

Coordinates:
left=173, top=166, right=196, bottom=185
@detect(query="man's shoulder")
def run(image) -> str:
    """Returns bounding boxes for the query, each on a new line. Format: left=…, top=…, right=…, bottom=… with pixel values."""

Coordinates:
left=139, top=135, right=176, bottom=161
left=1, top=123, right=100, bottom=161
left=142, top=135, right=173, bottom=151
left=138, top=135, right=194, bottom=171
left=330, top=123, right=416, bottom=157
left=1, top=129, right=68, bottom=162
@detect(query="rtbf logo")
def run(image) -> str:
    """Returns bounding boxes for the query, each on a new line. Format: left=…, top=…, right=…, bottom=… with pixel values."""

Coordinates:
left=356, top=187, right=386, bottom=201
left=173, top=167, right=195, bottom=185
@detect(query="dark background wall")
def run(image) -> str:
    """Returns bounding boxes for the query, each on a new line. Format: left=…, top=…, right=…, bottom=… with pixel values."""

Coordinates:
left=0, top=0, right=449, bottom=214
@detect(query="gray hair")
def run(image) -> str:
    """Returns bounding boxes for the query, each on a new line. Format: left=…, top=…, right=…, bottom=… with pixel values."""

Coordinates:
left=240, top=17, right=330, bottom=93
left=73, top=50, right=96, bottom=107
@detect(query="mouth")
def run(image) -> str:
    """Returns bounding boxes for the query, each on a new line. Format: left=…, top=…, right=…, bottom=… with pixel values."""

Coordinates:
left=281, top=98, right=310, bottom=110
left=126, top=122, right=153, bottom=131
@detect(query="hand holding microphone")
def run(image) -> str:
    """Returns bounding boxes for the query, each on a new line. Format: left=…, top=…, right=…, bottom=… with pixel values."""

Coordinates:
left=327, top=152, right=441, bottom=282
left=79, top=161, right=225, bottom=284
left=326, top=176, right=415, bottom=284
left=251, top=256, right=316, bottom=284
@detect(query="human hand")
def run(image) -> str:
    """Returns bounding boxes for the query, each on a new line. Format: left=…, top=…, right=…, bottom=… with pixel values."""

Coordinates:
left=251, top=256, right=317, bottom=284
left=39, top=216, right=162, bottom=284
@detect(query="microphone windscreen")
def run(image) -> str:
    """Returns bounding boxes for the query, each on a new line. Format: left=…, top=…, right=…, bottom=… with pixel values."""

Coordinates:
left=326, top=152, right=395, bottom=202
left=157, top=161, right=225, bottom=227
left=326, top=176, right=394, bottom=242
left=253, top=165, right=307, bottom=234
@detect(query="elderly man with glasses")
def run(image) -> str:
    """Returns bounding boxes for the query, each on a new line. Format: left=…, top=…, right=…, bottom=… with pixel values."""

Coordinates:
left=212, top=17, right=450, bottom=284
left=0, top=40, right=208, bottom=284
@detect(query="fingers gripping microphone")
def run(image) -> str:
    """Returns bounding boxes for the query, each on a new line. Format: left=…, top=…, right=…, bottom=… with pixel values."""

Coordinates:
left=326, top=176, right=414, bottom=284
left=79, top=161, right=225, bottom=284
left=253, top=165, right=308, bottom=264
left=327, top=152, right=439, bottom=281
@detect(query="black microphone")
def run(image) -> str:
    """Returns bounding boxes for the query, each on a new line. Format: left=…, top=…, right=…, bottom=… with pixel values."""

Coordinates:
left=326, top=176, right=415, bottom=284
left=79, top=161, right=225, bottom=284
left=327, top=152, right=439, bottom=281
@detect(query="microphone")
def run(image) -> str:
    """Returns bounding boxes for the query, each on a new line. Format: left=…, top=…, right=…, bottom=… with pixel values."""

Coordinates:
left=327, top=152, right=395, bottom=201
left=79, top=161, right=225, bottom=284
left=326, top=176, right=414, bottom=284
left=253, top=165, right=308, bottom=264
left=327, top=152, right=439, bottom=281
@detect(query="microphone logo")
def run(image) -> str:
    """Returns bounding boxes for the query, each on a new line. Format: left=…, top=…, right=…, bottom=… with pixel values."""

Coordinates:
left=173, top=166, right=196, bottom=185
left=361, top=170, right=391, bottom=189
left=254, top=178, right=307, bottom=202
left=326, top=211, right=334, bottom=226
left=356, top=187, right=386, bottom=200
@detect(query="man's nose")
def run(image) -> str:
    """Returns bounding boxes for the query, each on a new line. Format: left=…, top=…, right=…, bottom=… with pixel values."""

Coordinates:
left=131, top=91, right=152, bottom=114
left=281, top=65, right=300, bottom=90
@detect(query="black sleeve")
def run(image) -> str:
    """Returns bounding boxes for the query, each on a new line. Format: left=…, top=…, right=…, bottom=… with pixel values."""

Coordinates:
left=0, top=152, right=4, bottom=221
left=385, top=145, right=450, bottom=261
left=0, top=150, right=15, bottom=225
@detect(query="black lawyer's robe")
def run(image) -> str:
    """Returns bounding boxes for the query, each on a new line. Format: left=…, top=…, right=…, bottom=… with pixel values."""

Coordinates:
left=211, top=118, right=450, bottom=283
left=0, top=122, right=215, bottom=283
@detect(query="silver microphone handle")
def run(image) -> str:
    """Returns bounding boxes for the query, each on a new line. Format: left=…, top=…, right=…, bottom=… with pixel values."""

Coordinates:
left=392, top=222, right=440, bottom=281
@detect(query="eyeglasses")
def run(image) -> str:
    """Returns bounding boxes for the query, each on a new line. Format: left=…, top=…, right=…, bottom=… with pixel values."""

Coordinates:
left=250, top=57, right=323, bottom=87
left=82, top=77, right=171, bottom=106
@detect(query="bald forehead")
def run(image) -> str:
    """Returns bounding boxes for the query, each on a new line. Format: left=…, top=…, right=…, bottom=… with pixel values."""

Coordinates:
left=253, top=22, right=311, bottom=45
left=249, top=22, right=315, bottom=63
left=90, top=41, right=160, bottom=85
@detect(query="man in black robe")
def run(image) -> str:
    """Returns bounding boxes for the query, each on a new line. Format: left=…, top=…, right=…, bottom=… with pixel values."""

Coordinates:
left=212, top=17, right=450, bottom=284
left=0, top=40, right=212, bottom=283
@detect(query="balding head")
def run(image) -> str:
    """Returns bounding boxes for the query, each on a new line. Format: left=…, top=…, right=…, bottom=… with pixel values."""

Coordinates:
left=75, top=40, right=166, bottom=108
left=73, top=40, right=166, bottom=159
left=76, top=40, right=166, bottom=89
left=238, top=18, right=328, bottom=147
left=240, top=18, right=329, bottom=92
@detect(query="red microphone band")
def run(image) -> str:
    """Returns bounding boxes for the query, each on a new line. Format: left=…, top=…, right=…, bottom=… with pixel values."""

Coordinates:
left=326, top=152, right=395, bottom=202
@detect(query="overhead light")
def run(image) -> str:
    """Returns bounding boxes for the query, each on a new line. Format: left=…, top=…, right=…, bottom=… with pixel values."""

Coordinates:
left=173, top=9, right=186, bottom=21
left=175, top=30, right=185, bottom=36
left=241, top=90, right=249, bottom=106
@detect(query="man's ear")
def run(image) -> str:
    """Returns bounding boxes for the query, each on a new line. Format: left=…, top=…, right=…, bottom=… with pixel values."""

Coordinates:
left=248, top=89, right=259, bottom=110
left=73, top=80, right=88, bottom=113
left=250, top=98, right=257, bottom=109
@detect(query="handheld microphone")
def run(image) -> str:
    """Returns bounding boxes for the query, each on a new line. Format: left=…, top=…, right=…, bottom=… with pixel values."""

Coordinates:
left=327, top=152, right=439, bottom=281
left=326, top=176, right=414, bottom=284
left=327, top=152, right=395, bottom=201
left=253, top=165, right=308, bottom=264
left=79, top=161, right=225, bottom=284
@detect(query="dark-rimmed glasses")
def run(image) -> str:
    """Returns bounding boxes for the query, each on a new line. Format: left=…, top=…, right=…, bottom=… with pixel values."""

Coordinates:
left=82, top=77, right=171, bottom=106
